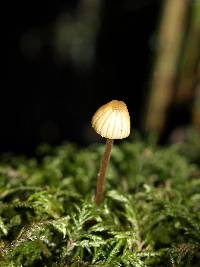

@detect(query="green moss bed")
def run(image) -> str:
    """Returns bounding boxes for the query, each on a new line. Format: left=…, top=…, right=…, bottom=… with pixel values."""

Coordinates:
left=0, top=129, right=200, bottom=266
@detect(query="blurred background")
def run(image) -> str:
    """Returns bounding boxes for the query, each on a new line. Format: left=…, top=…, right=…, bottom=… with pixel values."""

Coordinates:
left=4, top=0, right=200, bottom=155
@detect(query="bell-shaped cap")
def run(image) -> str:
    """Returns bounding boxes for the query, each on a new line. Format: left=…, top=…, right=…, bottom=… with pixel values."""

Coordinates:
left=91, top=100, right=130, bottom=139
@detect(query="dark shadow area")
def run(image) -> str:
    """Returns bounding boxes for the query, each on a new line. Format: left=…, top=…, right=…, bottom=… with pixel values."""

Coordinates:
left=4, top=0, right=161, bottom=155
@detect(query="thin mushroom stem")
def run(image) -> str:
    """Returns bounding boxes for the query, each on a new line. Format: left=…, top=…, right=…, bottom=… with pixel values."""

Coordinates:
left=95, top=138, right=114, bottom=205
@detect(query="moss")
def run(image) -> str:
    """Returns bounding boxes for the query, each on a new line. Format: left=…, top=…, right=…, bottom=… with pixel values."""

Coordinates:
left=0, top=129, right=200, bottom=266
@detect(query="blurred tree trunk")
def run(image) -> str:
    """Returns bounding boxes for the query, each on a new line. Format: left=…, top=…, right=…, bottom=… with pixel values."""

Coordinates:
left=175, top=0, right=200, bottom=103
left=175, top=1, right=200, bottom=131
left=144, top=0, right=189, bottom=134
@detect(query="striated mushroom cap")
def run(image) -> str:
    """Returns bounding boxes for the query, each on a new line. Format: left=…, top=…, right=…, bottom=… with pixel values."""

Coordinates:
left=92, top=100, right=130, bottom=139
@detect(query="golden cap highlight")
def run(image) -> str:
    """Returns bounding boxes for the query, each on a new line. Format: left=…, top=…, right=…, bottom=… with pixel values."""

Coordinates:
left=92, top=100, right=130, bottom=139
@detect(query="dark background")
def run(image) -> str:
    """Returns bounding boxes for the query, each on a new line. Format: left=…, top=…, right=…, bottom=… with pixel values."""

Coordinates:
left=4, top=0, right=161, bottom=155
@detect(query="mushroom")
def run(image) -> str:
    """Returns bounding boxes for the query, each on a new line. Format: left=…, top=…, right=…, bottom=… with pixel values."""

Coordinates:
left=92, top=100, right=131, bottom=205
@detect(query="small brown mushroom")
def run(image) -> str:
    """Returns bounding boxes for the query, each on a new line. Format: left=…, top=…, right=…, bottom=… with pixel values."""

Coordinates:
left=92, top=100, right=130, bottom=205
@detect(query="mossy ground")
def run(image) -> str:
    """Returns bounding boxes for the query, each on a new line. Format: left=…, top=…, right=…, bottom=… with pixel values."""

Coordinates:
left=0, top=129, right=200, bottom=266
